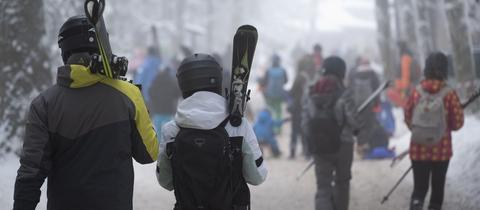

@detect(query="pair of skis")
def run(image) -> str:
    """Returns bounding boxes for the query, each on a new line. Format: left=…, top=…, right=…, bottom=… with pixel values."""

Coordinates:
left=84, top=0, right=114, bottom=78
left=296, top=81, right=391, bottom=181
left=84, top=0, right=128, bottom=80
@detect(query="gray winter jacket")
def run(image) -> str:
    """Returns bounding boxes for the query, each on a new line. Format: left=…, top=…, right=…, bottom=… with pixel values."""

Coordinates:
left=335, top=89, right=362, bottom=143
left=14, top=64, right=159, bottom=210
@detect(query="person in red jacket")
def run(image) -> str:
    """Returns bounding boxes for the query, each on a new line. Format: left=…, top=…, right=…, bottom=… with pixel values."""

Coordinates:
left=404, top=52, right=464, bottom=210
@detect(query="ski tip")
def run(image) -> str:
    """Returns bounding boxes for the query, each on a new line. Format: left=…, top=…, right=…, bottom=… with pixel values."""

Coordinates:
left=229, top=116, right=243, bottom=127
left=237, top=25, right=257, bottom=32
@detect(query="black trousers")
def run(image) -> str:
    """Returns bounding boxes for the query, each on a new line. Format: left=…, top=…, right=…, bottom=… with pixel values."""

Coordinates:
left=411, top=160, right=450, bottom=209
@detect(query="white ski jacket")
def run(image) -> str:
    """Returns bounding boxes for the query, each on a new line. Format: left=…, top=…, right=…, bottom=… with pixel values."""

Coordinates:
left=156, top=91, right=268, bottom=191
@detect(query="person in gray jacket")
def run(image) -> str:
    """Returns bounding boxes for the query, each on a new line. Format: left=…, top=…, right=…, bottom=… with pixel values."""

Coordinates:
left=304, top=56, right=361, bottom=210
left=13, top=16, right=158, bottom=210
left=156, top=54, right=267, bottom=210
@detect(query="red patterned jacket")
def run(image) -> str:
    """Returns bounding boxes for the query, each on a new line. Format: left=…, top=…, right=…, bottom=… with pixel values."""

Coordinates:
left=404, top=79, right=464, bottom=161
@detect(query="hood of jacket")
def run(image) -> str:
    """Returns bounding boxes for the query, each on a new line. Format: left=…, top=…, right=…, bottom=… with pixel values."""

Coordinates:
left=174, top=91, right=229, bottom=130
left=419, top=79, right=446, bottom=94
left=57, top=64, right=106, bottom=88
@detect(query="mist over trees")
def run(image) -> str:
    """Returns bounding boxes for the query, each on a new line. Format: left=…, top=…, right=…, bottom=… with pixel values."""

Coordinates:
left=377, top=0, right=479, bottom=96
left=1, top=0, right=480, bottom=156
left=0, top=0, right=52, bottom=155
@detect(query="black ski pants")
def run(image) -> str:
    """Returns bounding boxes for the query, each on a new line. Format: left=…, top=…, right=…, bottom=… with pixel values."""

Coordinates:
left=313, top=142, right=354, bottom=210
left=290, top=113, right=307, bottom=158
left=411, top=160, right=450, bottom=210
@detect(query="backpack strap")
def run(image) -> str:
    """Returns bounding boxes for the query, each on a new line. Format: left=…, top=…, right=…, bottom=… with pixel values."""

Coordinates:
left=415, top=85, right=425, bottom=96
left=415, top=85, right=452, bottom=98
left=217, top=116, right=231, bottom=129
left=437, top=85, right=452, bottom=98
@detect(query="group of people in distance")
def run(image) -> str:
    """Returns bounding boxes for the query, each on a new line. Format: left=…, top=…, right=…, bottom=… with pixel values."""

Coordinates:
left=12, top=14, right=464, bottom=210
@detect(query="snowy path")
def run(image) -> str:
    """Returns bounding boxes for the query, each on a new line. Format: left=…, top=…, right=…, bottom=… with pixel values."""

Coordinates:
left=1, top=110, right=479, bottom=210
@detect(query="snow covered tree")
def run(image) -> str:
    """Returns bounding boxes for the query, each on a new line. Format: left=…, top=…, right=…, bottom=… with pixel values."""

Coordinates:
left=414, top=0, right=435, bottom=65
left=43, top=0, right=84, bottom=66
left=467, top=0, right=480, bottom=48
left=375, top=0, right=394, bottom=80
left=0, top=0, right=52, bottom=155
left=396, top=0, right=420, bottom=60
left=444, top=0, right=476, bottom=84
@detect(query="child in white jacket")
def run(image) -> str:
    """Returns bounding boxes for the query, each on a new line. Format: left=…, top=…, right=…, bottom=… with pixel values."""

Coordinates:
left=156, top=54, right=267, bottom=210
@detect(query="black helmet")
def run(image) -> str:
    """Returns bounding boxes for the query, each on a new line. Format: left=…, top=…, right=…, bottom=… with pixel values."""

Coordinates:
left=58, top=15, right=99, bottom=64
left=177, top=53, right=223, bottom=98
left=323, top=56, right=346, bottom=79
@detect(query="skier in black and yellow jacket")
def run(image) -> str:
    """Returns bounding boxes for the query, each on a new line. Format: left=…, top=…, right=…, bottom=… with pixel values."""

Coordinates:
left=13, top=15, right=159, bottom=210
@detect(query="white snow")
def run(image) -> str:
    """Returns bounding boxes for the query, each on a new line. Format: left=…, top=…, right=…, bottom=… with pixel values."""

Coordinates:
left=1, top=108, right=479, bottom=209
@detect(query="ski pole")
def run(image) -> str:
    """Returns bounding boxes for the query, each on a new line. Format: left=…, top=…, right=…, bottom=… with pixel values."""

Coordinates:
left=296, top=160, right=315, bottom=181
left=381, top=166, right=412, bottom=204
left=461, top=88, right=480, bottom=109
left=390, top=149, right=409, bottom=168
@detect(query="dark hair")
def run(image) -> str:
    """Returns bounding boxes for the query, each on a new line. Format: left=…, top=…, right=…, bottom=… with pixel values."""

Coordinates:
left=323, top=56, right=346, bottom=79
left=272, top=53, right=281, bottom=67
left=313, top=44, right=322, bottom=53
left=424, top=52, right=448, bottom=80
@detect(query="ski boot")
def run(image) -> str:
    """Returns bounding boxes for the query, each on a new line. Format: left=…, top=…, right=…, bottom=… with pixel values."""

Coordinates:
left=427, top=203, right=442, bottom=210
left=410, top=199, right=423, bottom=210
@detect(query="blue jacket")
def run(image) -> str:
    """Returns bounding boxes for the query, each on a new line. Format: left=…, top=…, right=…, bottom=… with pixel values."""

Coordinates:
left=253, top=109, right=283, bottom=140
left=134, top=55, right=161, bottom=103
left=377, top=100, right=395, bottom=136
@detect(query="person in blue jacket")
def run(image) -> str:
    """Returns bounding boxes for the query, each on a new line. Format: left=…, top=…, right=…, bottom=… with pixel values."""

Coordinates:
left=134, top=46, right=162, bottom=105
left=253, top=108, right=286, bottom=158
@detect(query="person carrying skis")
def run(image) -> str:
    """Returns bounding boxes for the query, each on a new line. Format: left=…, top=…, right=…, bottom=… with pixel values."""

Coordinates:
left=13, top=15, right=159, bottom=210
left=303, top=56, right=361, bottom=210
left=156, top=54, right=267, bottom=210
left=404, top=52, right=464, bottom=210
left=261, top=54, right=288, bottom=124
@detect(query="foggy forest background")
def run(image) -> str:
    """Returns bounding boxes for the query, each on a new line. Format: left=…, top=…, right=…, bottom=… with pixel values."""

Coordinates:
left=1, top=0, right=480, bottom=156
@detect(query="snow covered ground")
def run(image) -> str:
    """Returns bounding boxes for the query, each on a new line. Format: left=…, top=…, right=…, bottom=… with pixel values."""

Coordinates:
left=1, top=108, right=479, bottom=210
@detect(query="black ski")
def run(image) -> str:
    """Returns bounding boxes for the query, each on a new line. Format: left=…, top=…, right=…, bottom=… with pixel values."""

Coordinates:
left=84, top=0, right=128, bottom=80
left=84, top=0, right=114, bottom=78
left=228, top=25, right=258, bottom=127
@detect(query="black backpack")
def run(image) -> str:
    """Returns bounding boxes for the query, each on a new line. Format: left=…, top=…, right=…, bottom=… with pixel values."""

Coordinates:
left=304, top=81, right=345, bottom=154
left=168, top=118, right=250, bottom=210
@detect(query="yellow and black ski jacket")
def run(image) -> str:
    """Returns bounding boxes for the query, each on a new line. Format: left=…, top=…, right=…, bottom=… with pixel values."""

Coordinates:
left=13, top=64, right=159, bottom=210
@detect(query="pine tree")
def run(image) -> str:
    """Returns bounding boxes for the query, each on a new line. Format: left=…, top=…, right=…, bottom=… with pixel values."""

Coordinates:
left=397, top=0, right=420, bottom=60
left=0, top=0, right=52, bottom=155
left=444, top=0, right=476, bottom=84
left=375, top=0, right=394, bottom=80
left=415, top=0, right=435, bottom=66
